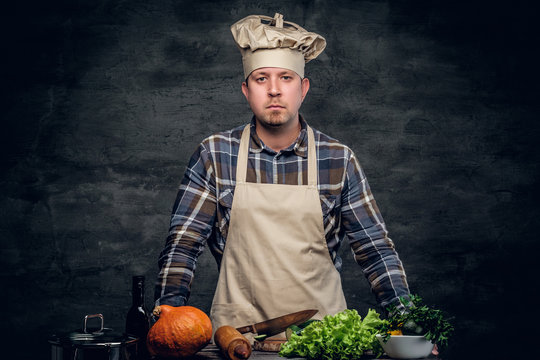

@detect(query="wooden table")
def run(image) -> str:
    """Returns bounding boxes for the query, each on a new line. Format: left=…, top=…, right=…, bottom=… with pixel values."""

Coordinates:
left=189, top=344, right=290, bottom=359
left=187, top=344, right=437, bottom=359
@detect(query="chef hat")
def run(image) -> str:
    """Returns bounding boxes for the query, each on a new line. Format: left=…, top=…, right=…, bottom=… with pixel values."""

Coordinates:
left=230, top=13, right=326, bottom=79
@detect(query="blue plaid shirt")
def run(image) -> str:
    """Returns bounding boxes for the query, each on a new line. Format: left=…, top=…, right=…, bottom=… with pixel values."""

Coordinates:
left=155, top=116, right=410, bottom=312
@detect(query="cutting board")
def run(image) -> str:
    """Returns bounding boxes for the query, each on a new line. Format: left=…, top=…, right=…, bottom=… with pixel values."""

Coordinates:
left=252, top=339, right=287, bottom=352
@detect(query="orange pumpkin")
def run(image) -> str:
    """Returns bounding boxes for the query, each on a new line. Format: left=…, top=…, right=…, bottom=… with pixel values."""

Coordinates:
left=147, top=305, right=212, bottom=358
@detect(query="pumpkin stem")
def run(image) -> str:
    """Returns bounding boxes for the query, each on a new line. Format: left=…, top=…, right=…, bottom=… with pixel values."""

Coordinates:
left=152, top=306, right=162, bottom=318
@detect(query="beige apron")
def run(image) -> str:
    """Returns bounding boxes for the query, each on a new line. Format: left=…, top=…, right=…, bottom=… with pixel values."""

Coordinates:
left=210, top=124, right=347, bottom=341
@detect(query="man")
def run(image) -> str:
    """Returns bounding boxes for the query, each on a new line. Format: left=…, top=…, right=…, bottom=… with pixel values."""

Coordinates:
left=155, top=13, right=410, bottom=336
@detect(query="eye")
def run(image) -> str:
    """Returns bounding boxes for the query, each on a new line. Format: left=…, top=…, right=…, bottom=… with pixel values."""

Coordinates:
left=255, top=76, right=267, bottom=82
left=281, top=75, right=292, bottom=80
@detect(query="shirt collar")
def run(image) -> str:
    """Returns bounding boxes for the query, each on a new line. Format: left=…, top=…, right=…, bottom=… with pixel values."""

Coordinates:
left=249, top=115, right=308, bottom=158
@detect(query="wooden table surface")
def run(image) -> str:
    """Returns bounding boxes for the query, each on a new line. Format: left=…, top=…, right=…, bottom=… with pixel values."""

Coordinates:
left=185, top=344, right=437, bottom=359
left=190, top=344, right=291, bottom=359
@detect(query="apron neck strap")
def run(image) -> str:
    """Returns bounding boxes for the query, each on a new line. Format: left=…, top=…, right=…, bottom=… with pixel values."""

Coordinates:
left=306, top=125, right=317, bottom=186
left=236, top=124, right=318, bottom=186
left=236, top=125, right=251, bottom=184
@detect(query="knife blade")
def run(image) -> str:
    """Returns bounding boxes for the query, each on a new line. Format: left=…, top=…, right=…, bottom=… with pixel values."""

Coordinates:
left=236, top=309, right=318, bottom=337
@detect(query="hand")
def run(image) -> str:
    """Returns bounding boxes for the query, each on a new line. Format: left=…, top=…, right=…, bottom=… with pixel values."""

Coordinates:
left=432, top=343, right=439, bottom=356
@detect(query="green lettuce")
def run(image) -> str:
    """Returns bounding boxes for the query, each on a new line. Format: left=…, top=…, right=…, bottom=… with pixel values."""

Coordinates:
left=279, top=309, right=387, bottom=359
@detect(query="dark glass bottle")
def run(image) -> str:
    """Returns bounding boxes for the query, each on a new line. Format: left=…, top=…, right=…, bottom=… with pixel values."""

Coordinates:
left=126, top=275, right=150, bottom=360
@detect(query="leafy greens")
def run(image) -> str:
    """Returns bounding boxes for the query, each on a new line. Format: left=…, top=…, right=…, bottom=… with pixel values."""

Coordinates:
left=279, top=309, right=387, bottom=359
left=380, top=294, right=454, bottom=349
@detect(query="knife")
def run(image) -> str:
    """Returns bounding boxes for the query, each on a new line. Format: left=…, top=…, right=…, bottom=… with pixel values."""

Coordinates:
left=235, top=309, right=318, bottom=337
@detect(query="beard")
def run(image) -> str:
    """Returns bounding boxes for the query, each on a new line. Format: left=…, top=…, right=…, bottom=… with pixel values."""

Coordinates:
left=257, top=109, right=296, bottom=128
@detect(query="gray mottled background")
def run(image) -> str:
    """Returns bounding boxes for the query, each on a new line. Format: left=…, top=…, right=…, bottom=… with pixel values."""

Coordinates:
left=1, top=0, right=538, bottom=359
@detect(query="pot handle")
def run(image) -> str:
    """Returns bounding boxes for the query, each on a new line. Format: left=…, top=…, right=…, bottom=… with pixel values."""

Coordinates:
left=83, top=314, right=104, bottom=333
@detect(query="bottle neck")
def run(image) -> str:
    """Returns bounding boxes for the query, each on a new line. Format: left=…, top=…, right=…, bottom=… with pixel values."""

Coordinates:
left=132, top=277, right=145, bottom=307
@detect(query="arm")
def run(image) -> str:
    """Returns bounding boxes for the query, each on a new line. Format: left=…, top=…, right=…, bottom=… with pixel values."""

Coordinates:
left=341, top=151, right=410, bottom=313
left=154, top=142, right=217, bottom=307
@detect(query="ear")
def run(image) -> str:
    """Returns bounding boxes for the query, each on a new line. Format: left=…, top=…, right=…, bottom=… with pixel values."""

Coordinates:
left=301, top=77, right=310, bottom=101
left=241, top=81, right=249, bottom=100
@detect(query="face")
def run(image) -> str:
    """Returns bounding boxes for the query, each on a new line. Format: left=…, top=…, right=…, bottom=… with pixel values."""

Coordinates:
left=241, top=67, right=310, bottom=128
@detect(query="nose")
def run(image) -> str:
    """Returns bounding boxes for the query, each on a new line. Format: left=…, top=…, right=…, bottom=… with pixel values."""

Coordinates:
left=268, top=78, right=281, bottom=97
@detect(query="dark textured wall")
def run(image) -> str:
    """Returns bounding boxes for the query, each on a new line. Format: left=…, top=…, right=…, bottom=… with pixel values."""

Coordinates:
left=1, top=1, right=538, bottom=359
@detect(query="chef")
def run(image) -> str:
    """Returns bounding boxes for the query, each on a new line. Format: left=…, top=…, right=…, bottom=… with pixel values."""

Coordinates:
left=154, top=13, right=411, bottom=338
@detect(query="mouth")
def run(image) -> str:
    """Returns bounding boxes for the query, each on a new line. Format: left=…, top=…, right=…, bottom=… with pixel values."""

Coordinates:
left=267, top=104, right=285, bottom=110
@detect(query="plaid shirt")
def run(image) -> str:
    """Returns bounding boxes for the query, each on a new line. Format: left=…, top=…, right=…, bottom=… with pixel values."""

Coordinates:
left=155, top=116, right=410, bottom=312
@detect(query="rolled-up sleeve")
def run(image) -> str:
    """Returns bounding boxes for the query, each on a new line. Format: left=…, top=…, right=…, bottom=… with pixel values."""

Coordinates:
left=341, top=151, right=410, bottom=312
left=154, top=142, right=217, bottom=307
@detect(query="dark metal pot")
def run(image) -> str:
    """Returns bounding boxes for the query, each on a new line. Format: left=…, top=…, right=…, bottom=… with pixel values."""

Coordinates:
left=49, top=314, right=140, bottom=360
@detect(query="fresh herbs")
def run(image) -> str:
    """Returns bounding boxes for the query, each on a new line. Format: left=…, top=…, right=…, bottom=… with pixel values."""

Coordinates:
left=380, top=294, right=454, bottom=349
left=279, top=309, right=387, bottom=359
